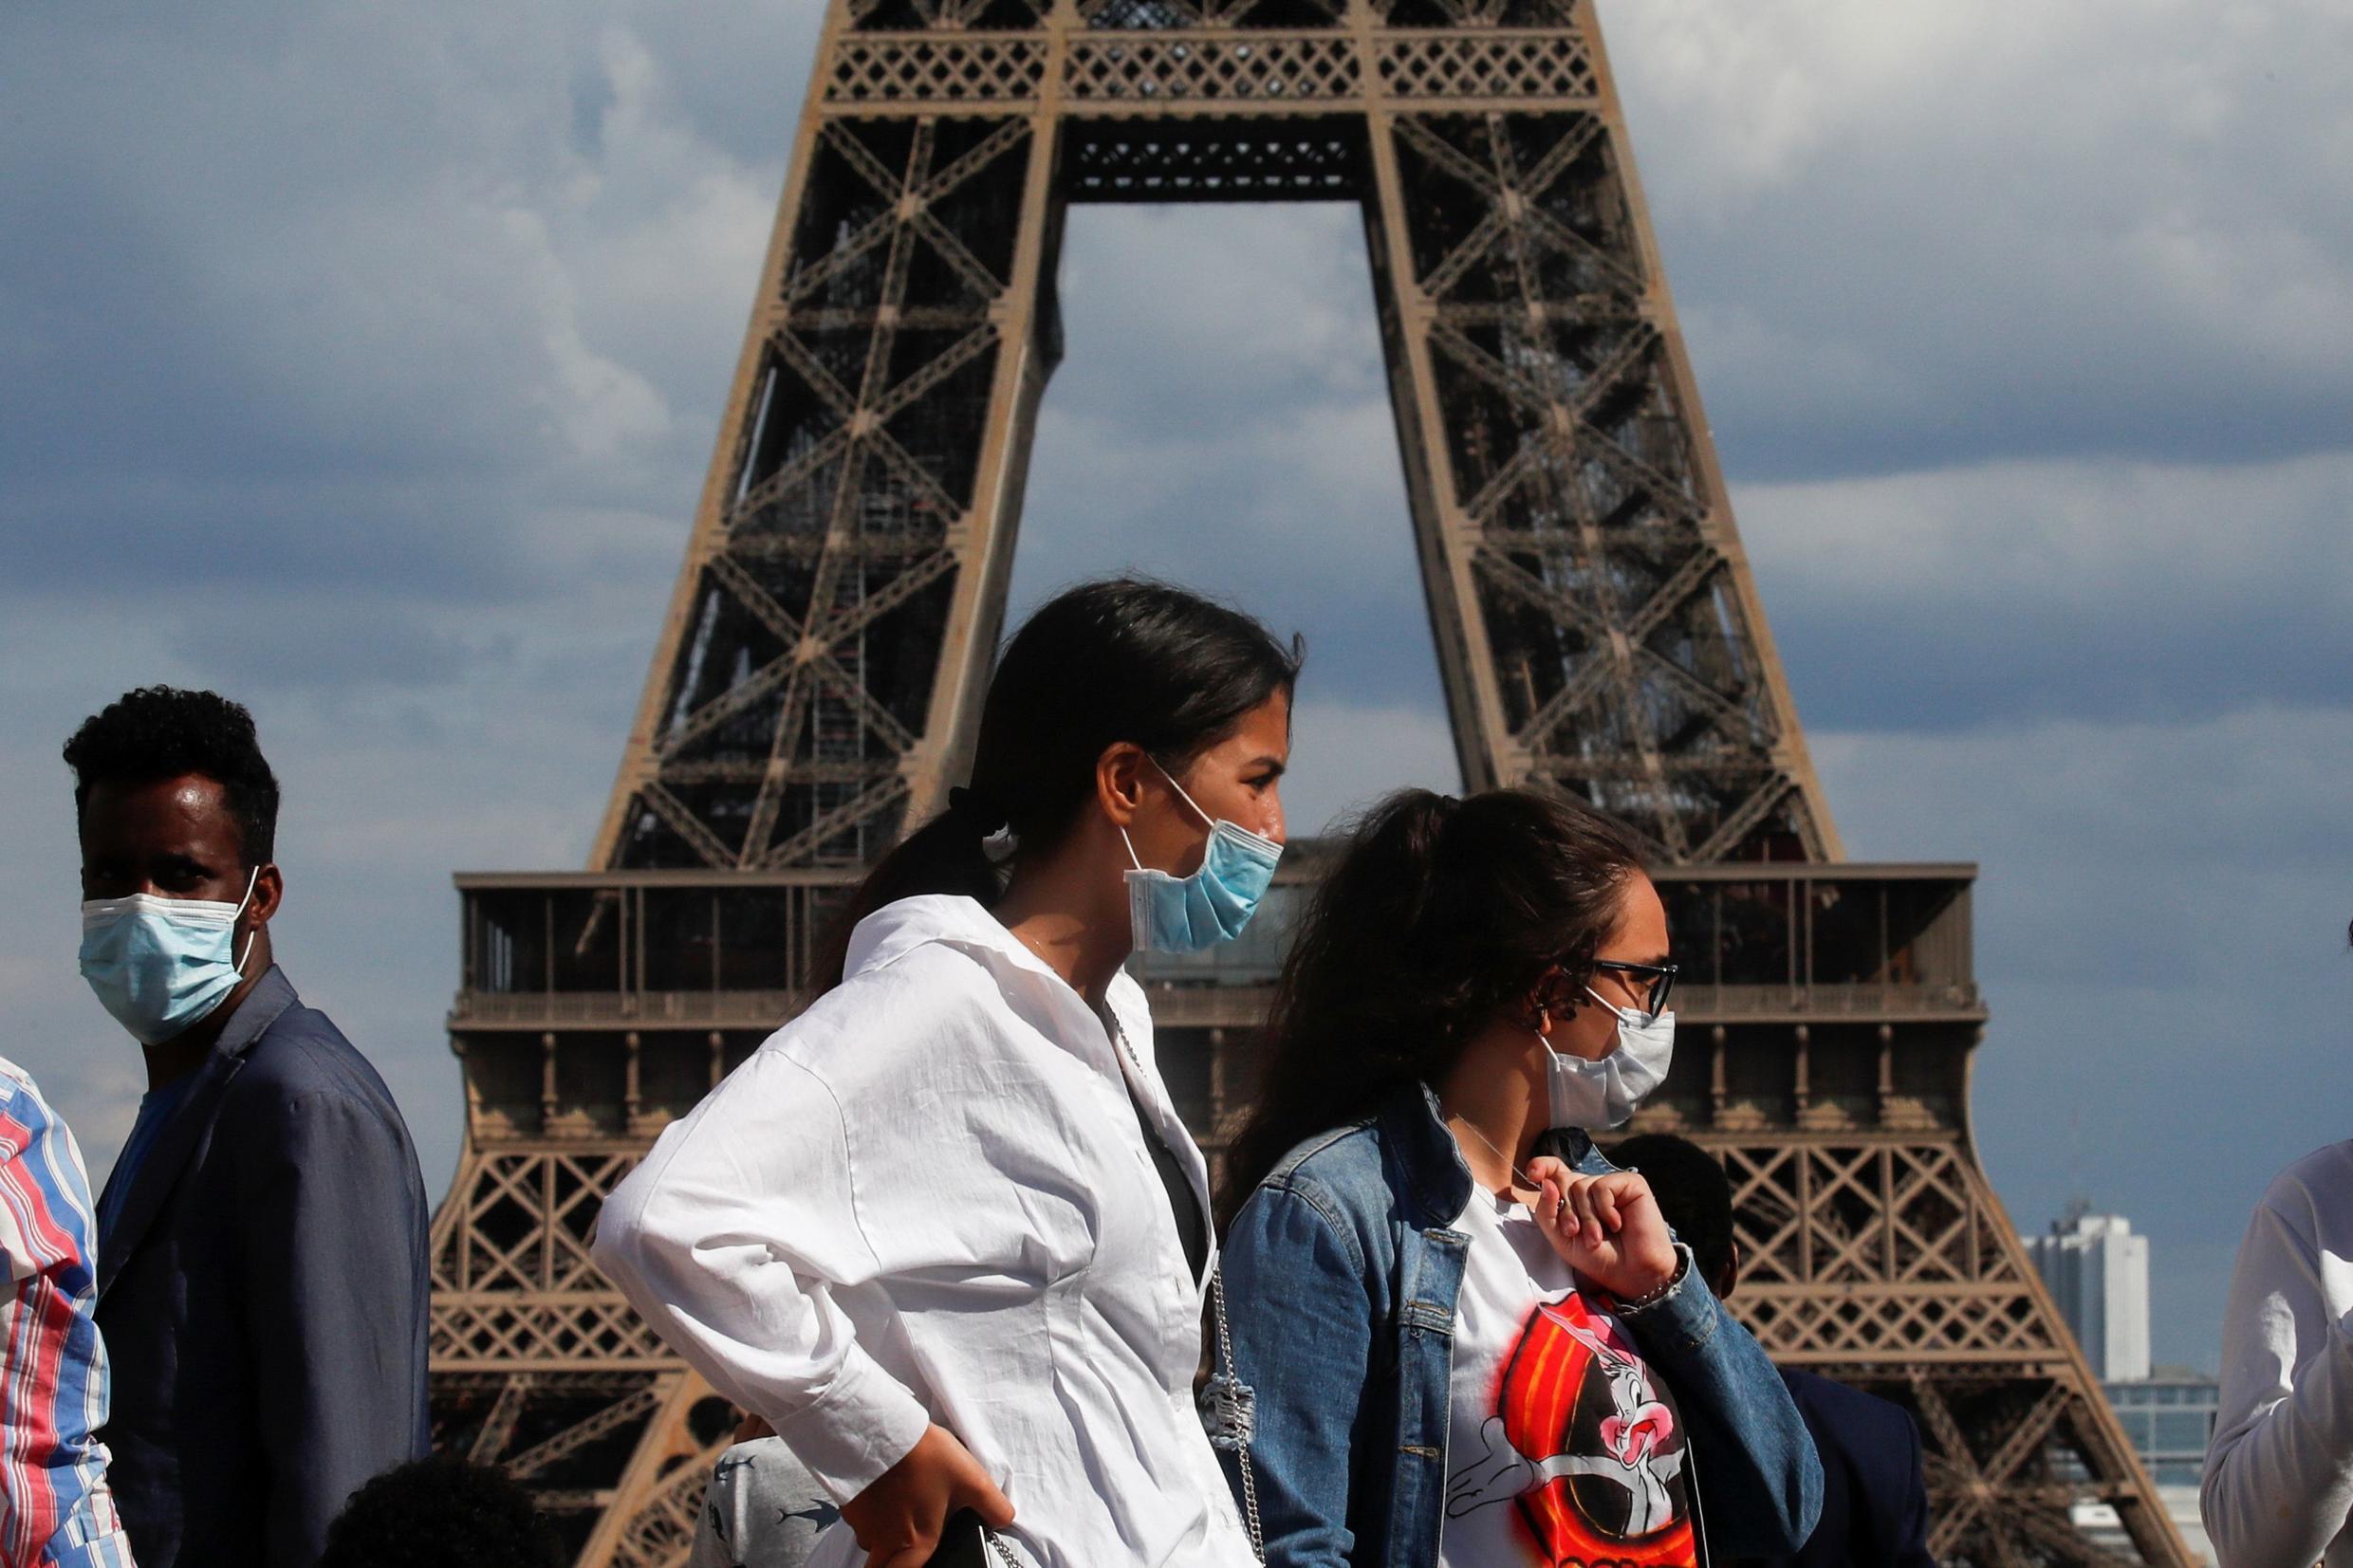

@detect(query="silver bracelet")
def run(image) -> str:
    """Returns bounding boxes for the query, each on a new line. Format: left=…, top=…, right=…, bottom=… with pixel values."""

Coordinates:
left=1621, top=1244, right=1691, bottom=1314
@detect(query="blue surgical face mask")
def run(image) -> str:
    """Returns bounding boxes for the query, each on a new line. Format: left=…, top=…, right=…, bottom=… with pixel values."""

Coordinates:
left=1121, top=762, right=1281, bottom=954
left=79, top=868, right=260, bottom=1045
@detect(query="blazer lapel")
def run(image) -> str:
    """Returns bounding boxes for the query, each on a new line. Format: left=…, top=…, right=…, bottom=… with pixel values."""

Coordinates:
left=97, top=968, right=298, bottom=1298
left=97, top=1052, right=240, bottom=1298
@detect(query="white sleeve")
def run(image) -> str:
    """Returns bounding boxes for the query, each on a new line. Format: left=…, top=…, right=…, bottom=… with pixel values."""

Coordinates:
left=2200, top=1182, right=2353, bottom=1567
left=593, top=1047, right=931, bottom=1503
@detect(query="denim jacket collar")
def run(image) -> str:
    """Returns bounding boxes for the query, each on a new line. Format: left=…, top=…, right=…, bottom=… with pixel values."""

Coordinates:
left=1383, top=1080, right=1605, bottom=1227
left=1384, top=1083, right=1473, bottom=1226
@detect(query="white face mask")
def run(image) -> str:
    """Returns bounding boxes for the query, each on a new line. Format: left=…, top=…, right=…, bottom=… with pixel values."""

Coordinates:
left=1540, top=986, right=1676, bottom=1131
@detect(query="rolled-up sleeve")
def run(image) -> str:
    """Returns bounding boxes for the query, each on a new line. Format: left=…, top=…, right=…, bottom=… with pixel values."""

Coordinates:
left=593, top=1049, right=931, bottom=1503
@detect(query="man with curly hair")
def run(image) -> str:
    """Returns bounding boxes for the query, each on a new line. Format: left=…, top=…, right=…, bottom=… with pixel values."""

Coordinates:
left=65, top=687, right=430, bottom=1568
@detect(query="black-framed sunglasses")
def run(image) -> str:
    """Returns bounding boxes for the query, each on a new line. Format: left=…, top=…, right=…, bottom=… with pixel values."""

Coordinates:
left=1591, top=959, right=1678, bottom=1017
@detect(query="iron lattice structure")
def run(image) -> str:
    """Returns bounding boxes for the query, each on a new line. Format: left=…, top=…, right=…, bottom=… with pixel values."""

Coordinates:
left=426, top=0, right=2194, bottom=1562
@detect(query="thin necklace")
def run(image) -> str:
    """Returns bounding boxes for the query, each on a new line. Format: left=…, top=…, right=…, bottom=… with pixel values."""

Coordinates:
left=1443, top=1107, right=1541, bottom=1200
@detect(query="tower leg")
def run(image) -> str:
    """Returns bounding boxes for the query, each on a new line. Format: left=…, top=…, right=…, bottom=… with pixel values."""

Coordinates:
left=596, top=105, right=1065, bottom=874
left=1361, top=91, right=1834, bottom=861
left=576, top=1372, right=729, bottom=1568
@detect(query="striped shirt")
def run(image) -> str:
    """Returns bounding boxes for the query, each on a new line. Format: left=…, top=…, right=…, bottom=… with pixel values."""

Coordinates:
left=0, top=1059, right=134, bottom=1568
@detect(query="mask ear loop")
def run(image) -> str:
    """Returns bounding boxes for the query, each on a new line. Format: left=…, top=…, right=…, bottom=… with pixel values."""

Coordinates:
left=1124, top=756, right=1210, bottom=878
left=232, top=866, right=261, bottom=975
left=1145, top=756, right=1215, bottom=832
left=1529, top=964, right=1569, bottom=1041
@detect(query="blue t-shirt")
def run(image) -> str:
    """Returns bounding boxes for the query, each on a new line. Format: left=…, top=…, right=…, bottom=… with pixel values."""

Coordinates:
left=99, top=1073, right=199, bottom=1251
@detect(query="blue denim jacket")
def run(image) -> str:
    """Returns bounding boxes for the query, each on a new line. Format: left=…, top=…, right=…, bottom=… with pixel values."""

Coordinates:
left=1216, top=1084, right=1822, bottom=1566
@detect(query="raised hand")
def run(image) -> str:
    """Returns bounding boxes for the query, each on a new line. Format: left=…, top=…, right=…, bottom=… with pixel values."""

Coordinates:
left=1526, top=1157, right=1679, bottom=1302
left=841, top=1423, right=1016, bottom=1568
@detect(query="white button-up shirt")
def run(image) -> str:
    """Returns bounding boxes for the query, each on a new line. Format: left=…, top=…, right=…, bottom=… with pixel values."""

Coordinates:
left=594, top=895, right=1253, bottom=1568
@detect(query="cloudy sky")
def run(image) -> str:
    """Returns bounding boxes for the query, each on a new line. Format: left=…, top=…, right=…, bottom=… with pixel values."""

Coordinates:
left=6, top=0, right=2348, bottom=1371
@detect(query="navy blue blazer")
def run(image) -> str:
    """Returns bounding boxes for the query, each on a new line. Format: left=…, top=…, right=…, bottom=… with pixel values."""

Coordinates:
left=1751, top=1368, right=1935, bottom=1568
left=94, top=967, right=430, bottom=1568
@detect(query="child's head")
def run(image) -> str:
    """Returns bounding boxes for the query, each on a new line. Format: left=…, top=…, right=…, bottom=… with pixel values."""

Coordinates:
left=319, top=1456, right=563, bottom=1568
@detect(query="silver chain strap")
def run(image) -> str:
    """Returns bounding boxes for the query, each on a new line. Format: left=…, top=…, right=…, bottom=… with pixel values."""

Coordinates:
left=1211, top=1266, right=1266, bottom=1561
left=1105, top=1011, right=1265, bottom=1563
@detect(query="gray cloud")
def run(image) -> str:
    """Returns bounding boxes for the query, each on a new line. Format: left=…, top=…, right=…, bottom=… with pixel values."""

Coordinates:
left=1741, top=452, right=2353, bottom=731
left=1, top=0, right=784, bottom=601
left=1606, top=0, right=2353, bottom=477
left=1008, top=206, right=1452, bottom=711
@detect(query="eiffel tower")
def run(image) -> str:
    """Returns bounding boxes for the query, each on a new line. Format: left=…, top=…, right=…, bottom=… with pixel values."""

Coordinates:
left=425, top=0, right=2195, bottom=1561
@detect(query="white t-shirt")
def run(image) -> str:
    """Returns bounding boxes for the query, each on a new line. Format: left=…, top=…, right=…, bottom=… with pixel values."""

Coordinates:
left=1439, top=1187, right=1706, bottom=1567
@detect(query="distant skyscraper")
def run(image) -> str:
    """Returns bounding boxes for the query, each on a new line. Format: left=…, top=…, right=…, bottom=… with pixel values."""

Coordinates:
left=2027, top=1209, right=2153, bottom=1383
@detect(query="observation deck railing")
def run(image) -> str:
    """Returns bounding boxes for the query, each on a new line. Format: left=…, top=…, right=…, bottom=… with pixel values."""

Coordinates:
left=447, top=857, right=1982, bottom=1031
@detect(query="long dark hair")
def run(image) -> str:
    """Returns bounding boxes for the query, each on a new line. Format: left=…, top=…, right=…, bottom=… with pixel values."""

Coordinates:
left=1217, top=786, right=1646, bottom=1223
left=816, top=579, right=1301, bottom=989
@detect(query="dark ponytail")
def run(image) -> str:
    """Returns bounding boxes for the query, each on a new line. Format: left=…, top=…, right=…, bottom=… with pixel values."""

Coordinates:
left=1216, top=786, right=1645, bottom=1224
left=815, top=579, right=1301, bottom=989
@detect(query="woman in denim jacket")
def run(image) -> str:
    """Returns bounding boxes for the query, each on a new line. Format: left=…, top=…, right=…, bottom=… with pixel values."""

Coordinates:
left=1214, top=789, right=1821, bottom=1567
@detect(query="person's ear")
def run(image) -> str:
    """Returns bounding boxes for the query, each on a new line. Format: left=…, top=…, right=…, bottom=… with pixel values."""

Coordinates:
left=247, top=863, right=285, bottom=927
left=1095, top=743, right=1150, bottom=829
left=1513, top=976, right=1552, bottom=1036
left=1529, top=965, right=1580, bottom=1029
left=1715, top=1238, right=1741, bottom=1302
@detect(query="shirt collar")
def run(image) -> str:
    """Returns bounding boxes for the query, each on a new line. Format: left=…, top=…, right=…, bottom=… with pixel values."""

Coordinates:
left=846, top=893, right=1050, bottom=980
left=210, top=964, right=299, bottom=1061
left=843, top=894, right=1147, bottom=1056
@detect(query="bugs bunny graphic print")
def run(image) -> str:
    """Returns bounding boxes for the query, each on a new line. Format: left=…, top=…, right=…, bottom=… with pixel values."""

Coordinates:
left=1440, top=1193, right=1705, bottom=1567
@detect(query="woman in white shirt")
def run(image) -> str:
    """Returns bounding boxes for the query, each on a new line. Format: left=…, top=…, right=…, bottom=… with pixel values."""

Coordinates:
left=594, top=579, right=1296, bottom=1568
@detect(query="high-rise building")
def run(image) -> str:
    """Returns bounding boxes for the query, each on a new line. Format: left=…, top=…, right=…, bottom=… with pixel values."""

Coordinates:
left=2086, top=1373, right=2221, bottom=1563
left=2028, top=1209, right=2153, bottom=1383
